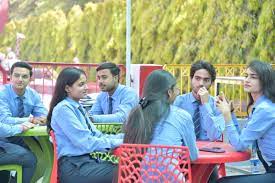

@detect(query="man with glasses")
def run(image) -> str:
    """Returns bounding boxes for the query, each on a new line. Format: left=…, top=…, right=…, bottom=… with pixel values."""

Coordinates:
left=0, top=61, right=47, bottom=182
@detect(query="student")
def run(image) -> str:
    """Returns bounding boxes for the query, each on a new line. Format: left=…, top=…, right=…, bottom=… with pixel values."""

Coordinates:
left=216, top=60, right=275, bottom=183
left=0, top=61, right=47, bottom=182
left=0, top=120, right=36, bottom=183
left=174, top=60, right=226, bottom=141
left=0, top=61, right=48, bottom=125
left=124, top=69, right=198, bottom=160
left=89, top=62, right=138, bottom=123
left=47, top=67, right=123, bottom=183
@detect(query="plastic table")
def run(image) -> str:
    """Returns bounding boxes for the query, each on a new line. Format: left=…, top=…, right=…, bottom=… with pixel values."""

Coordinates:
left=17, top=126, right=52, bottom=183
left=192, top=141, right=251, bottom=183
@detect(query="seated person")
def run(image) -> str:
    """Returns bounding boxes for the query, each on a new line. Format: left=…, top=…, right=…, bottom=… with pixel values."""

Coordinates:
left=0, top=61, right=48, bottom=125
left=0, top=120, right=36, bottom=183
left=47, top=67, right=124, bottom=183
left=216, top=60, right=275, bottom=183
left=174, top=60, right=227, bottom=141
left=123, top=70, right=198, bottom=181
left=89, top=62, right=138, bottom=123
left=0, top=61, right=47, bottom=182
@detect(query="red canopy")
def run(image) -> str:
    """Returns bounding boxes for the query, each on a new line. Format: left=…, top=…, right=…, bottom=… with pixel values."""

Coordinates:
left=0, top=0, right=9, bottom=32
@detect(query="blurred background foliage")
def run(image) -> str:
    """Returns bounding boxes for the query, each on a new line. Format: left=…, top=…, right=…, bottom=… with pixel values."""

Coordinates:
left=0, top=0, right=274, bottom=64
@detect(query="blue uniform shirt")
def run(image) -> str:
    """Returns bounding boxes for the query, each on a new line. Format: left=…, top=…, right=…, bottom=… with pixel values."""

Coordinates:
left=151, top=105, right=199, bottom=161
left=0, top=84, right=47, bottom=127
left=0, top=123, right=22, bottom=137
left=51, top=97, right=124, bottom=158
left=174, top=92, right=226, bottom=141
left=227, top=96, right=275, bottom=162
left=89, top=84, right=138, bottom=123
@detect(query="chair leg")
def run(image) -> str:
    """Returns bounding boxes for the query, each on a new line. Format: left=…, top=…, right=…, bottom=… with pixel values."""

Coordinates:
left=218, top=163, right=226, bottom=178
left=16, top=167, right=23, bottom=183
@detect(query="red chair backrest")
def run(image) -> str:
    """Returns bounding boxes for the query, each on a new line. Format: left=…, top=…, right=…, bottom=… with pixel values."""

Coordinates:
left=117, top=144, right=192, bottom=183
left=50, top=130, right=58, bottom=183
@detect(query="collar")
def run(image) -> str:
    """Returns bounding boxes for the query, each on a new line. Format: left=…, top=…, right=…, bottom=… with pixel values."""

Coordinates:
left=65, top=97, right=81, bottom=109
left=252, top=95, right=266, bottom=110
left=108, top=84, right=122, bottom=100
left=190, top=92, right=198, bottom=104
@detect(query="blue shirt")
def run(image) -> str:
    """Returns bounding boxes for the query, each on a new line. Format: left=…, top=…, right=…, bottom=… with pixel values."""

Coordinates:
left=174, top=92, right=226, bottom=141
left=51, top=97, right=124, bottom=158
left=89, top=84, right=138, bottom=123
left=0, top=123, right=22, bottom=137
left=151, top=105, right=199, bottom=161
left=0, top=84, right=48, bottom=127
left=227, top=96, right=275, bottom=162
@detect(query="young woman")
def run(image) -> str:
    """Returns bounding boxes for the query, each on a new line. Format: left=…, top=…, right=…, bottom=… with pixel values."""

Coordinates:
left=124, top=69, right=198, bottom=160
left=47, top=67, right=123, bottom=183
left=217, top=60, right=275, bottom=182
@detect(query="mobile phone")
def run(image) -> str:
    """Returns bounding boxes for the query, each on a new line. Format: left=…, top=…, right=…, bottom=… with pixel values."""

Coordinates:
left=199, top=146, right=225, bottom=153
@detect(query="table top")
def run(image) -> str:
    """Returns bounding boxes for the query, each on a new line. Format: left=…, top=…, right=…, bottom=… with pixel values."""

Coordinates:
left=18, top=126, right=48, bottom=136
left=193, top=141, right=251, bottom=164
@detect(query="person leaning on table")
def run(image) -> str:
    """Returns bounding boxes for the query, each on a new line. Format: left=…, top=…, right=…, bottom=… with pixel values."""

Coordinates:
left=89, top=62, right=138, bottom=123
left=0, top=61, right=48, bottom=182
left=0, top=117, right=36, bottom=183
left=216, top=60, right=275, bottom=183
left=122, top=70, right=198, bottom=181
left=47, top=67, right=124, bottom=183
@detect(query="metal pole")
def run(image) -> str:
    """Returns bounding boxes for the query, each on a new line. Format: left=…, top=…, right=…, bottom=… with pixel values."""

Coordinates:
left=126, top=0, right=131, bottom=87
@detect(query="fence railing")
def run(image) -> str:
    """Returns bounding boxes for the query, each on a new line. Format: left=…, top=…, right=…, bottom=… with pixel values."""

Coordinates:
left=0, top=62, right=126, bottom=100
left=163, top=64, right=275, bottom=117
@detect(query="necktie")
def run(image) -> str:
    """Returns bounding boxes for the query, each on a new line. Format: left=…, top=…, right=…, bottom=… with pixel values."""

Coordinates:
left=193, top=101, right=201, bottom=139
left=108, top=96, right=113, bottom=114
left=78, top=106, right=92, bottom=131
left=17, top=96, right=25, bottom=118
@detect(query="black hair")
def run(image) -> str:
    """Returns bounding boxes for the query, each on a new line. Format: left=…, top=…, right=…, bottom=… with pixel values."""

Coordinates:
left=123, top=70, right=176, bottom=144
left=47, top=67, right=86, bottom=131
left=10, top=61, right=33, bottom=77
left=190, top=60, right=216, bottom=82
left=96, top=62, right=120, bottom=77
left=246, top=60, right=275, bottom=114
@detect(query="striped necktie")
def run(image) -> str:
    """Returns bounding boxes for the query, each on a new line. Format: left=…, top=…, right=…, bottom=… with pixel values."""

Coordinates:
left=193, top=101, right=201, bottom=139
left=108, top=96, right=113, bottom=114
left=17, top=96, right=25, bottom=118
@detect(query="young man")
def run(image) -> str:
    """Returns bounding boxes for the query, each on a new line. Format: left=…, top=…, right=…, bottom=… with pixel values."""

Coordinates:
left=0, top=61, right=48, bottom=125
left=0, top=61, right=48, bottom=182
left=174, top=60, right=229, bottom=183
left=89, top=62, right=138, bottom=123
left=174, top=60, right=225, bottom=141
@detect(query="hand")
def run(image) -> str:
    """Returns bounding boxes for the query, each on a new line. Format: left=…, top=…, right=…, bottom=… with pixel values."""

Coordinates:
left=217, top=92, right=234, bottom=112
left=21, top=122, right=36, bottom=131
left=198, top=87, right=209, bottom=104
left=31, top=116, right=47, bottom=125
left=216, top=94, right=232, bottom=123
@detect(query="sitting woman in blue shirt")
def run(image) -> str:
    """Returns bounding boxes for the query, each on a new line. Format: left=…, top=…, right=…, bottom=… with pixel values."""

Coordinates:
left=124, top=70, right=199, bottom=159
left=47, top=67, right=123, bottom=183
left=217, top=60, right=275, bottom=182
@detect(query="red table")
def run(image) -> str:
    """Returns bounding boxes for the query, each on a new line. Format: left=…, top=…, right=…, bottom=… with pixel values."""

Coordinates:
left=192, top=141, right=251, bottom=183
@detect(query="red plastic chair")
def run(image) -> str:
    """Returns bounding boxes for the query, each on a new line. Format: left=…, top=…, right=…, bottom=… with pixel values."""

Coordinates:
left=50, top=130, right=59, bottom=183
left=117, top=144, right=192, bottom=183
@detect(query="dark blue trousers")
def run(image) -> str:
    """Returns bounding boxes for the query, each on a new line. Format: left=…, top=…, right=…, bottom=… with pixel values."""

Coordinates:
left=59, top=154, right=116, bottom=183
left=217, top=163, right=275, bottom=183
left=0, top=140, right=37, bottom=183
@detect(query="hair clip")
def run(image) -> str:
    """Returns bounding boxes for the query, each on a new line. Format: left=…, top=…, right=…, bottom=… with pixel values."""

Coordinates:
left=139, top=97, right=149, bottom=109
